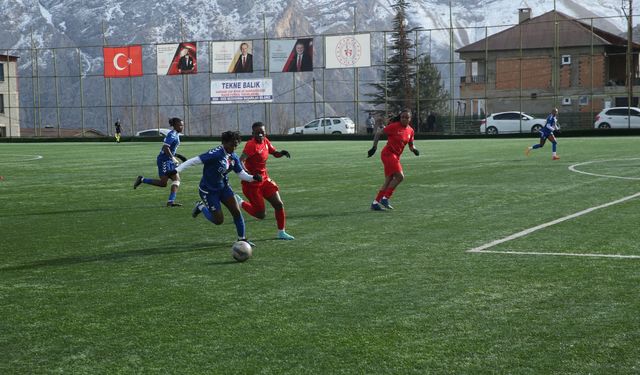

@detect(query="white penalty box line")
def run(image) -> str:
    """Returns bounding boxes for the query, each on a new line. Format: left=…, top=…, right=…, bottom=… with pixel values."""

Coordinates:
left=468, top=192, right=640, bottom=259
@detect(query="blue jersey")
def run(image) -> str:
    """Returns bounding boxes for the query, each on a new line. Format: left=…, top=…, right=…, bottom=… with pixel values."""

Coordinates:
left=540, top=113, right=558, bottom=137
left=197, top=145, right=244, bottom=192
left=158, top=129, right=181, bottom=161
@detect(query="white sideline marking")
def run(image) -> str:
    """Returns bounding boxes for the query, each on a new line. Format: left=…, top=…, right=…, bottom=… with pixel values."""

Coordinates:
left=472, top=250, right=640, bottom=259
left=0, top=154, right=43, bottom=163
left=468, top=192, right=640, bottom=257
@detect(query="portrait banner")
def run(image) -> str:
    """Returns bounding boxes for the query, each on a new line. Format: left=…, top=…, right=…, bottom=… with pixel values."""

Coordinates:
left=210, top=78, right=273, bottom=104
left=157, top=42, right=197, bottom=75
left=325, top=34, right=371, bottom=69
left=211, top=41, right=253, bottom=73
left=269, top=38, right=313, bottom=73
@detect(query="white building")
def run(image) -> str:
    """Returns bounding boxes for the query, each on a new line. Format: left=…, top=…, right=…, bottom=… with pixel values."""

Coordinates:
left=0, top=53, right=20, bottom=137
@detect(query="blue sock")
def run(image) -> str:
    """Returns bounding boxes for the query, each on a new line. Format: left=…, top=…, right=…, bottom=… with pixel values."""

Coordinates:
left=532, top=144, right=541, bottom=149
left=552, top=142, right=557, bottom=152
left=142, top=177, right=152, bottom=184
left=233, top=215, right=246, bottom=238
left=168, top=191, right=176, bottom=202
left=201, top=206, right=214, bottom=222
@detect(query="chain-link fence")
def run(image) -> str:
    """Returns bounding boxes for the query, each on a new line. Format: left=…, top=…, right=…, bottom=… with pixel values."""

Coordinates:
left=0, top=12, right=636, bottom=138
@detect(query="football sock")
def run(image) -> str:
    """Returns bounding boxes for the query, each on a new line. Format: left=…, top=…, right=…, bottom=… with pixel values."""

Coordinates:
left=532, top=144, right=541, bottom=149
left=201, top=206, right=214, bottom=222
left=142, top=177, right=152, bottom=184
left=551, top=141, right=557, bottom=152
left=233, top=215, right=246, bottom=238
left=384, top=188, right=395, bottom=199
left=275, top=208, right=286, bottom=230
left=168, top=192, right=177, bottom=202
left=375, top=190, right=385, bottom=202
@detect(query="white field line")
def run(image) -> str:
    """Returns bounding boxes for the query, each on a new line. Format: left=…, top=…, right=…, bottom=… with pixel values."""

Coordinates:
left=471, top=250, right=640, bottom=259
left=468, top=192, right=640, bottom=258
left=0, top=154, right=43, bottom=163
left=568, top=158, right=640, bottom=181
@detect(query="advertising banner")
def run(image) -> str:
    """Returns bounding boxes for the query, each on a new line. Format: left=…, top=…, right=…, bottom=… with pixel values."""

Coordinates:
left=210, top=78, right=273, bottom=104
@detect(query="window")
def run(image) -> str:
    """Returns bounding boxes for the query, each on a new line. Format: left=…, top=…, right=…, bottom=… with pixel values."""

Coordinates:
left=305, top=120, right=319, bottom=128
left=0, top=63, right=4, bottom=81
left=562, top=97, right=572, bottom=105
left=0, top=94, right=4, bottom=114
left=561, top=55, right=571, bottom=65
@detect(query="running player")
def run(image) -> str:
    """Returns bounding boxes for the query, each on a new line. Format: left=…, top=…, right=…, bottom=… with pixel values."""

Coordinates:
left=238, top=122, right=294, bottom=240
left=175, top=131, right=262, bottom=247
left=367, top=109, right=420, bottom=211
left=133, top=117, right=184, bottom=207
left=525, top=108, right=560, bottom=160
left=114, top=119, right=122, bottom=143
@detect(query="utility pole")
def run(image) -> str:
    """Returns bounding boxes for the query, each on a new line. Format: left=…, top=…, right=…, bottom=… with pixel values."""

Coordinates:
left=628, top=0, right=634, bottom=112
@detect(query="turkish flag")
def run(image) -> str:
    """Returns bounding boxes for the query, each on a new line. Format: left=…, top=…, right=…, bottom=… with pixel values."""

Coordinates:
left=103, top=46, right=143, bottom=78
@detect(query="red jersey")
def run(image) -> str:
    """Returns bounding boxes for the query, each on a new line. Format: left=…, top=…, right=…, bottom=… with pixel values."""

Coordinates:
left=382, top=121, right=414, bottom=156
left=241, top=136, right=276, bottom=179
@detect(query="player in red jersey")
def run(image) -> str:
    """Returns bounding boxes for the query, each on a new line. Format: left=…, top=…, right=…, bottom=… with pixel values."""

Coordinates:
left=367, top=109, right=420, bottom=211
left=238, top=122, right=295, bottom=240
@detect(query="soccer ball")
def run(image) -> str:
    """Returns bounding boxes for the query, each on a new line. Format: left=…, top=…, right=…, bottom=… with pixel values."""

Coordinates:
left=231, top=241, right=253, bottom=262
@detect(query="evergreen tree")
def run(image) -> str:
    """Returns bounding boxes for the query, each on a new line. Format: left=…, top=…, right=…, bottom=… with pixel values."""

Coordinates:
left=368, top=0, right=449, bottom=127
left=415, top=54, right=449, bottom=124
left=368, top=0, right=416, bottom=117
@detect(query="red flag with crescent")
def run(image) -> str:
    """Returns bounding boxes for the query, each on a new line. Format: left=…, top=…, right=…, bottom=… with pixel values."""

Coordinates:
left=103, top=46, right=143, bottom=78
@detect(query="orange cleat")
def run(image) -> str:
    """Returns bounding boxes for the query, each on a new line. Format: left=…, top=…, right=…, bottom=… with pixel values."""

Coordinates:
left=552, top=155, right=560, bottom=160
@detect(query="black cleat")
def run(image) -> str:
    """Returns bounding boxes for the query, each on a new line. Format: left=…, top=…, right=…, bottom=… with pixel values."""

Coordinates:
left=167, top=201, right=183, bottom=207
left=192, top=201, right=203, bottom=218
left=133, top=176, right=143, bottom=189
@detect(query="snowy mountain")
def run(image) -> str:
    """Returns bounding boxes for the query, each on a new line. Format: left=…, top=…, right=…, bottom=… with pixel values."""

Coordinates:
left=0, top=0, right=632, bottom=132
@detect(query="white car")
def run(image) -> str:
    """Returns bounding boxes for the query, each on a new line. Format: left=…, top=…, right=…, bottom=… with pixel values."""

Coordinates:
left=287, top=117, right=356, bottom=135
left=135, top=128, right=171, bottom=137
left=480, top=111, right=546, bottom=135
left=594, top=107, right=640, bottom=129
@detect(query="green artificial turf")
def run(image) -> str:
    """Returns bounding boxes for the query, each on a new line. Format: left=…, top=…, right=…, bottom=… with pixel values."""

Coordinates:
left=1, top=137, right=639, bottom=374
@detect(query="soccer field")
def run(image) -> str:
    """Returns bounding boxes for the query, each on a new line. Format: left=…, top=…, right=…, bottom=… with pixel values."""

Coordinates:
left=1, top=137, right=639, bottom=373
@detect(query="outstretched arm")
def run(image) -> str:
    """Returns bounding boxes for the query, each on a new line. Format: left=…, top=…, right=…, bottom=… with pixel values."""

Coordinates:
left=175, top=156, right=203, bottom=173
left=367, top=126, right=384, bottom=157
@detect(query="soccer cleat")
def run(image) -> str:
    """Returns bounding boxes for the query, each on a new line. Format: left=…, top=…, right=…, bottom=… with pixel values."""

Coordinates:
left=239, top=238, right=256, bottom=247
left=525, top=147, right=531, bottom=156
left=380, top=198, right=394, bottom=210
left=278, top=231, right=295, bottom=240
left=133, top=176, right=143, bottom=189
left=370, top=202, right=384, bottom=211
left=192, top=201, right=204, bottom=218
left=552, top=155, right=560, bottom=160
left=166, top=201, right=183, bottom=207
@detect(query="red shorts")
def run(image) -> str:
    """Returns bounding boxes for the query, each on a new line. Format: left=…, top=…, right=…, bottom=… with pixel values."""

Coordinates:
left=241, top=178, right=279, bottom=212
left=381, top=149, right=402, bottom=176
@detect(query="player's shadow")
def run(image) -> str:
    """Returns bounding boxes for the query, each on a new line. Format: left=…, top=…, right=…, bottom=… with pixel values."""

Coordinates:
left=0, top=241, right=232, bottom=272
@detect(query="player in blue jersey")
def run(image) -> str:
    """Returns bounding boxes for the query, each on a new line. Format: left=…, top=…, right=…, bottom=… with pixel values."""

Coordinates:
left=525, top=108, right=560, bottom=160
left=174, top=131, right=262, bottom=247
left=133, top=118, right=185, bottom=206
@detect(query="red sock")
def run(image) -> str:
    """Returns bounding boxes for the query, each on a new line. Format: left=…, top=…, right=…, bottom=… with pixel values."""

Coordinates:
left=375, top=190, right=385, bottom=202
left=275, top=208, right=286, bottom=230
left=385, top=188, right=395, bottom=199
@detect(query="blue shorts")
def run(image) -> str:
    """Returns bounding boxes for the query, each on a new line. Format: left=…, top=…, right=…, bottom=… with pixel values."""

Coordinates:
left=539, top=128, right=554, bottom=140
left=157, top=157, right=177, bottom=177
left=199, top=185, right=234, bottom=212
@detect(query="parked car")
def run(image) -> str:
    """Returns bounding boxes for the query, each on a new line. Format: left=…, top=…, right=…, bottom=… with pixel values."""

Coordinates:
left=480, top=111, right=546, bottom=135
left=135, top=128, right=171, bottom=137
left=594, top=107, right=640, bottom=129
left=287, top=117, right=356, bottom=135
